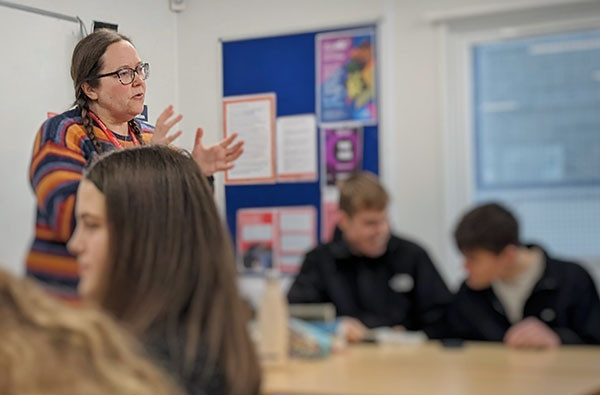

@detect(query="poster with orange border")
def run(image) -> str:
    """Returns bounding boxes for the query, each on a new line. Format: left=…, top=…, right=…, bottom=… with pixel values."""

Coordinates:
left=223, top=93, right=276, bottom=185
left=237, top=206, right=317, bottom=275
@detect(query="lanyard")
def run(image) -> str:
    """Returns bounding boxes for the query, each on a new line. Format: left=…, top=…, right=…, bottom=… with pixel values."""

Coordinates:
left=88, top=110, right=140, bottom=149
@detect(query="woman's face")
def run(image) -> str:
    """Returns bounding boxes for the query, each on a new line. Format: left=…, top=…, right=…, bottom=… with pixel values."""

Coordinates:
left=85, top=40, right=146, bottom=122
left=68, top=179, right=110, bottom=301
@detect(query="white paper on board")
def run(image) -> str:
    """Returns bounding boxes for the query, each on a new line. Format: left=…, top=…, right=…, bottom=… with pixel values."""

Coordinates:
left=276, top=114, right=318, bottom=182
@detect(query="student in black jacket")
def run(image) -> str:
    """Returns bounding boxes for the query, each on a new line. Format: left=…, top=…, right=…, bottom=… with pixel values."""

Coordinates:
left=288, top=171, right=452, bottom=341
left=448, top=202, right=600, bottom=347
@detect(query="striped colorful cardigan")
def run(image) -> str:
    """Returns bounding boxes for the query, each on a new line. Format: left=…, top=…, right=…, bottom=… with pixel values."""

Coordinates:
left=26, top=108, right=153, bottom=297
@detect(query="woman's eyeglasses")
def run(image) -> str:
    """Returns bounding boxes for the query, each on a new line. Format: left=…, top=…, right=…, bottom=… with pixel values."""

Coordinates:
left=94, top=63, right=149, bottom=85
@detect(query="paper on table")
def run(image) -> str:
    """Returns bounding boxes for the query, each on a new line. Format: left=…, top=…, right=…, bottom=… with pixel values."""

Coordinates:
left=371, top=328, right=427, bottom=345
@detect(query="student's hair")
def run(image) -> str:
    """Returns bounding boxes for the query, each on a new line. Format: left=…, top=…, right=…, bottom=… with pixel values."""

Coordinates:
left=71, top=29, right=144, bottom=154
left=454, top=202, right=520, bottom=254
left=339, top=171, right=389, bottom=216
left=0, top=268, right=182, bottom=395
left=83, top=145, right=261, bottom=395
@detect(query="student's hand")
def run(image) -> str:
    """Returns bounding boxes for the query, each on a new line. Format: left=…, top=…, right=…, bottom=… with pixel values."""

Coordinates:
left=339, top=317, right=369, bottom=343
left=504, top=317, right=561, bottom=349
left=151, top=105, right=183, bottom=145
left=191, top=128, right=244, bottom=176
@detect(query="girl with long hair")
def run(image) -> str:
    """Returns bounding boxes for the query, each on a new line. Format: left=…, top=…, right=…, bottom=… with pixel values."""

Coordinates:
left=67, top=145, right=261, bottom=395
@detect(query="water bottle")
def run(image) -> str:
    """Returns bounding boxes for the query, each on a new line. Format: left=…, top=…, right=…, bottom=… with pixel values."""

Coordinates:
left=258, top=269, right=289, bottom=366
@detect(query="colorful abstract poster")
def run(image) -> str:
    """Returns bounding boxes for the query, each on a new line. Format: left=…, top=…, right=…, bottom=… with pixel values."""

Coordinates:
left=316, top=28, right=377, bottom=125
left=322, top=126, right=363, bottom=187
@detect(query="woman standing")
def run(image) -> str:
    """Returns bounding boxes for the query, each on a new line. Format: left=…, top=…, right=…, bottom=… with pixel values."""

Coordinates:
left=27, top=29, right=242, bottom=296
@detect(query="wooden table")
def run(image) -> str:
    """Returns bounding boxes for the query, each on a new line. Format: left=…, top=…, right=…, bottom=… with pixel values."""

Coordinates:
left=263, top=342, right=600, bottom=395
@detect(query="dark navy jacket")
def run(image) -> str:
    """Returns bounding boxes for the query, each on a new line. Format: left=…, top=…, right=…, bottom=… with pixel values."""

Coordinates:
left=447, top=247, right=600, bottom=344
left=287, top=235, right=452, bottom=338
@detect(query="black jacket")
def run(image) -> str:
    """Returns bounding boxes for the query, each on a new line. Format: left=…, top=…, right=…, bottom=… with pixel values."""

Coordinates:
left=287, top=235, right=452, bottom=338
left=447, top=247, right=600, bottom=344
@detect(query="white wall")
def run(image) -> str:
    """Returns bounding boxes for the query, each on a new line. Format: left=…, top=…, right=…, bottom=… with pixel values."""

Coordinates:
left=0, top=0, right=178, bottom=275
left=10, top=0, right=180, bottom=116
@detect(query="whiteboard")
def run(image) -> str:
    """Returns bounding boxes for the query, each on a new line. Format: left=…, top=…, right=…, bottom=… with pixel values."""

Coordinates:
left=0, top=5, right=80, bottom=275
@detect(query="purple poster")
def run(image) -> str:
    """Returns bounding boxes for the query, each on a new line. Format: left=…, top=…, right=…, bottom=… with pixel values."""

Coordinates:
left=316, top=28, right=377, bottom=125
left=323, top=127, right=363, bottom=186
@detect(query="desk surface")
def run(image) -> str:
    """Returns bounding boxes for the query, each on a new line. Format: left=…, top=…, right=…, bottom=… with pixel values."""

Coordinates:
left=263, top=342, right=600, bottom=395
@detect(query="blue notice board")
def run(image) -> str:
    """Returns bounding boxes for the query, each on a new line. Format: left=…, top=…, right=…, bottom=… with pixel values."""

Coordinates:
left=222, top=26, right=379, bottom=245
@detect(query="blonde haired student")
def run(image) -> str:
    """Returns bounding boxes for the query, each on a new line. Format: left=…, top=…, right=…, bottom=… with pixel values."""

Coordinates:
left=288, top=171, right=451, bottom=342
left=0, top=268, right=182, bottom=395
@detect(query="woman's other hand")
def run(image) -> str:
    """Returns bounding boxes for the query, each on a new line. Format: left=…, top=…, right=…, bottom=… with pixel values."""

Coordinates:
left=151, top=105, right=183, bottom=145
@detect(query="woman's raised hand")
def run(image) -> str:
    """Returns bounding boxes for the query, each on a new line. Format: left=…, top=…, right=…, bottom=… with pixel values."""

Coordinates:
left=151, top=105, right=183, bottom=145
left=191, top=128, right=244, bottom=176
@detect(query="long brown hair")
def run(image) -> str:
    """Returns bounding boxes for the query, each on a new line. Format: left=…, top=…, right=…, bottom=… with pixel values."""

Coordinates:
left=84, top=146, right=261, bottom=394
left=70, top=29, right=144, bottom=153
left=0, top=268, right=182, bottom=395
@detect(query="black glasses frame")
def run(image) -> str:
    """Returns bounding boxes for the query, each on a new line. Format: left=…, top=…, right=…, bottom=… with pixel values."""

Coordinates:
left=93, top=62, right=149, bottom=85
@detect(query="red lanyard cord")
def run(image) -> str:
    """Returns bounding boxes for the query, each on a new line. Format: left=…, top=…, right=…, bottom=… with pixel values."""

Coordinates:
left=88, top=111, right=140, bottom=149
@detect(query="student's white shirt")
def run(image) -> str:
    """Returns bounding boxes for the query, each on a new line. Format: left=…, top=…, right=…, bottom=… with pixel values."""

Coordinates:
left=492, top=248, right=544, bottom=324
